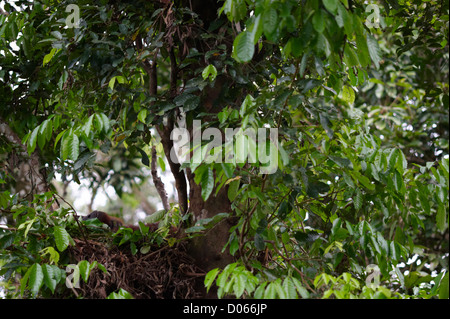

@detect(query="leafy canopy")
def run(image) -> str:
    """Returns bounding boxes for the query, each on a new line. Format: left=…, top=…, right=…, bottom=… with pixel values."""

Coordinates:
left=0, top=0, right=448, bottom=299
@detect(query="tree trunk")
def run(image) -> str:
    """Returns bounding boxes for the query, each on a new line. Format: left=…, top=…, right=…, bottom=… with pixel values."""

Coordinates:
left=140, top=0, right=236, bottom=295
left=186, top=168, right=235, bottom=270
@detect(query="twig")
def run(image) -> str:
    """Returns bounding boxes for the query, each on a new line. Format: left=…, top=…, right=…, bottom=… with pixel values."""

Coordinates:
left=151, top=145, right=170, bottom=211
left=0, top=8, right=9, bottom=16
left=264, top=240, right=316, bottom=293
left=53, top=193, right=90, bottom=246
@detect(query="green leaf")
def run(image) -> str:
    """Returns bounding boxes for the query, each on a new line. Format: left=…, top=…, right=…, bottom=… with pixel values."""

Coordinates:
left=27, top=126, right=39, bottom=154
left=440, top=158, right=449, bottom=177
left=217, top=263, right=236, bottom=288
left=294, top=230, right=320, bottom=244
left=78, top=260, right=91, bottom=282
left=184, top=225, right=206, bottom=233
left=107, top=288, right=134, bottom=299
left=138, top=244, right=149, bottom=254
left=262, top=7, right=278, bottom=37
left=319, top=113, right=334, bottom=139
left=202, top=64, right=218, bottom=82
left=137, top=109, right=147, bottom=123
left=229, top=234, right=239, bottom=256
left=222, top=0, right=247, bottom=22
left=183, top=95, right=200, bottom=112
left=108, top=76, right=116, bottom=90
left=97, top=263, right=108, bottom=274
left=173, top=93, right=195, bottom=106
left=418, top=191, right=431, bottom=215
left=352, top=172, right=375, bottom=191
left=301, top=79, right=322, bottom=93
left=234, top=273, right=246, bottom=298
left=95, top=113, right=110, bottom=134
left=137, top=147, right=150, bottom=167
left=247, top=13, right=262, bottom=44
left=323, top=0, right=337, bottom=13
left=233, top=30, right=254, bottom=63
left=329, top=156, right=352, bottom=168
left=38, top=119, right=52, bottom=150
left=201, top=166, right=214, bottom=201
left=240, top=94, right=255, bottom=117
left=291, top=277, right=309, bottom=298
left=0, top=233, right=15, bottom=249
left=314, top=56, right=325, bottom=77
left=218, top=109, right=229, bottom=124
left=312, top=9, right=326, bottom=33
left=393, top=169, right=405, bottom=195
left=39, top=246, right=60, bottom=264
left=42, top=264, right=57, bottom=294
left=387, top=148, right=399, bottom=172
left=43, top=48, right=60, bottom=66
left=367, top=34, right=382, bottom=68
left=145, top=209, right=165, bottom=224
left=61, top=130, right=79, bottom=161
left=439, top=272, right=449, bottom=299
left=337, top=2, right=353, bottom=36
left=28, top=263, right=44, bottom=296
left=355, top=33, right=370, bottom=67
left=264, top=282, right=277, bottom=299
left=273, top=279, right=286, bottom=298
left=53, top=226, right=70, bottom=252
left=396, top=150, right=407, bottom=175
left=277, top=200, right=291, bottom=220
left=117, top=75, right=127, bottom=84
left=283, top=277, right=297, bottom=299
left=22, top=37, right=31, bottom=59
left=221, top=162, right=234, bottom=179
left=93, top=113, right=104, bottom=132
left=54, top=130, right=66, bottom=151
left=299, top=51, right=311, bottom=76
left=190, top=213, right=230, bottom=234
left=254, top=282, right=267, bottom=299
left=51, top=30, right=62, bottom=40
left=344, top=45, right=359, bottom=67
left=354, top=187, right=363, bottom=210
left=436, top=205, right=447, bottom=233
left=227, top=179, right=240, bottom=202
left=235, top=130, right=250, bottom=164
left=20, top=267, right=30, bottom=296
left=18, top=217, right=36, bottom=239
left=9, top=21, right=18, bottom=39
left=205, top=268, right=220, bottom=292
left=254, top=233, right=265, bottom=250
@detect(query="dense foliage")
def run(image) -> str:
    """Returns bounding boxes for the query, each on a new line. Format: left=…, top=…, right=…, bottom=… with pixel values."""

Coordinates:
left=0, top=0, right=448, bottom=299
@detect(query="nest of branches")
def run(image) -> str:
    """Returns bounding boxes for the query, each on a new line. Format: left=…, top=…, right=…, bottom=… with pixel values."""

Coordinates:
left=67, top=238, right=205, bottom=299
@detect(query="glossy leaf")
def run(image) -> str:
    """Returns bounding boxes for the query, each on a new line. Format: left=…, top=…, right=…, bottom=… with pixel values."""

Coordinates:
left=233, top=31, right=254, bottom=63
left=42, top=264, right=57, bottom=294
left=367, top=34, right=382, bottom=68
left=201, top=166, right=214, bottom=201
left=28, top=263, right=44, bottom=296
left=202, top=64, right=218, bottom=82
left=53, top=226, right=70, bottom=252
left=61, top=131, right=79, bottom=161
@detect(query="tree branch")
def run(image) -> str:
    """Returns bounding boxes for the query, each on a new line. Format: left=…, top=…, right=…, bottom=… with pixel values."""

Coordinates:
left=0, top=8, right=9, bottom=16
left=169, top=47, right=178, bottom=96
left=151, top=145, right=170, bottom=211
left=156, top=119, right=188, bottom=214
left=0, top=118, right=56, bottom=208
left=135, top=36, right=188, bottom=214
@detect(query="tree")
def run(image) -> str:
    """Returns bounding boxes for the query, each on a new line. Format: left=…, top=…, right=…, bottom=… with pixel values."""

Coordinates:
left=0, top=0, right=448, bottom=299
